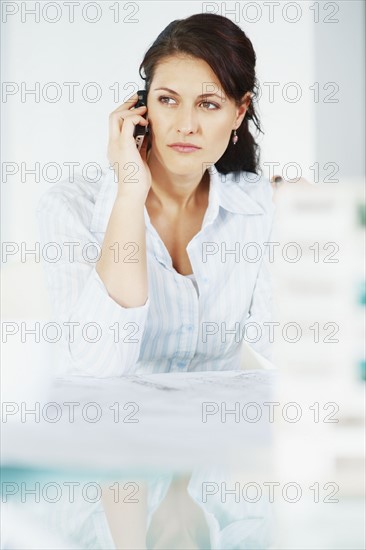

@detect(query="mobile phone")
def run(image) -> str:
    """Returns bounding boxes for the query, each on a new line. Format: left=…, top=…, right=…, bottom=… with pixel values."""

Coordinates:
left=133, top=90, right=147, bottom=151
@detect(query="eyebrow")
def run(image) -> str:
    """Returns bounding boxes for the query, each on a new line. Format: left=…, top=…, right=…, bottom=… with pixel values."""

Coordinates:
left=153, top=87, right=225, bottom=100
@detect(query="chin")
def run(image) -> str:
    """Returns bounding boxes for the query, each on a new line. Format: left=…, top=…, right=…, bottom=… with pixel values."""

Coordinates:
left=166, top=159, right=202, bottom=174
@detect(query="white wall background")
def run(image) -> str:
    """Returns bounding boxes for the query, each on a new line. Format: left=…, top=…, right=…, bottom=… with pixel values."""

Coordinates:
left=1, top=0, right=365, bottom=246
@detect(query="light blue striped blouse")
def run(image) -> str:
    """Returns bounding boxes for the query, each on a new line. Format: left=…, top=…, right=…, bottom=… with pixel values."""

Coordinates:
left=36, top=164, right=276, bottom=378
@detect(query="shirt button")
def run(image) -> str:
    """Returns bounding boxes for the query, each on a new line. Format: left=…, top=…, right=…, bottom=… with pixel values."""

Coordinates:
left=186, top=324, right=194, bottom=331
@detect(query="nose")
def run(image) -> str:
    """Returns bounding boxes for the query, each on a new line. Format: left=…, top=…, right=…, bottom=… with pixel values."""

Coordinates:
left=176, top=106, right=199, bottom=135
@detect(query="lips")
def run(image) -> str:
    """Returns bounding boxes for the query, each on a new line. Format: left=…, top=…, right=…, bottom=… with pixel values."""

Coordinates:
left=168, top=143, right=201, bottom=153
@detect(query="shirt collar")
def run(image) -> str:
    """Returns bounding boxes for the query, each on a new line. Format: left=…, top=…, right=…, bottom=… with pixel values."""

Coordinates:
left=90, top=164, right=265, bottom=233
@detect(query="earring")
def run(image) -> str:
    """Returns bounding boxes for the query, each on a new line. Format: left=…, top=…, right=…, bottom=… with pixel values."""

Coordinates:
left=232, top=129, right=238, bottom=145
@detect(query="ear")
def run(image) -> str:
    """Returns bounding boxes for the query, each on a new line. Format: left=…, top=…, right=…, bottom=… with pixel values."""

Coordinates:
left=234, top=91, right=252, bottom=129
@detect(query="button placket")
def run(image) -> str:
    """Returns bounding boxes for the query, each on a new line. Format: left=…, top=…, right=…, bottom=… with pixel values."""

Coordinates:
left=175, top=272, right=199, bottom=366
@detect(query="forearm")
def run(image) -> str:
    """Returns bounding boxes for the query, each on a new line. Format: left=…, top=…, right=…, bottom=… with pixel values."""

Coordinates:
left=101, top=481, right=148, bottom=549
left=96, top=193, right=148, bottom=308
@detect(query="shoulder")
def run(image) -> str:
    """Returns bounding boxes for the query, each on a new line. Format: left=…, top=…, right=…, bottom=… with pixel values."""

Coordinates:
left=213, top=168, right=275, bottom=218
left=233, top=170, right=275, bottom=213
left=36, top=166, right=109, bottom=222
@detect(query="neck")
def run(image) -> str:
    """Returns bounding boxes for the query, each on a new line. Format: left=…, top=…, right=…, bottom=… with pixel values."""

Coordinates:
left=146, top=149, right=209, bottom=213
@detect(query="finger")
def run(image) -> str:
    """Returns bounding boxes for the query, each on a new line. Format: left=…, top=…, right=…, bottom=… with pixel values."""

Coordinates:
left=110, top=91, right=147, bottom=116
left=108, top=108, right=147, bottom=141
left=109, top=111, right=127, bottom=141
left=111, top=92, right=138, bottom=112
left=120, top=114, right=149, bottom=138
left=109, top=105, right=146, bottom=130
left=125, top=91, right=139, bottom=107
left=108, top=102, right=146, bottom=139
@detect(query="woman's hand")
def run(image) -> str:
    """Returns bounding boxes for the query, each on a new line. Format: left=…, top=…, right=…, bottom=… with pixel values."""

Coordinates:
left=107, top=92, right=152, bottom=201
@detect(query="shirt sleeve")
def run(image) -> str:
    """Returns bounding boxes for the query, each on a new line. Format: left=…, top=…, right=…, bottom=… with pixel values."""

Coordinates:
left=36, top=186, right=150, bottom=378
left=242, top=183, right=277, bottom=365
left=243, top=240, right=275, bottom=363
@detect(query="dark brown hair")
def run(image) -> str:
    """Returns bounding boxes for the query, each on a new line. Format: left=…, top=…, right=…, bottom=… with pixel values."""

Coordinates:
left=139, top=13, right=263, bottom=175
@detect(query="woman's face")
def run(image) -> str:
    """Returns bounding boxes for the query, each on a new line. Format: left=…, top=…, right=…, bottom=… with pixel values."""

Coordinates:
left=146, top=55, right=250, bottom=176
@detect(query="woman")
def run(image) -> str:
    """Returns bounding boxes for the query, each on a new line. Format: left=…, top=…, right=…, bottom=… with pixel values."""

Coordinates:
left=37, top=12, right=276, bottom=550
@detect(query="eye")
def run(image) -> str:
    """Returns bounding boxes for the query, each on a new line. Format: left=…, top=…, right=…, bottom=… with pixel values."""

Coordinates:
left=158, top=96, right=176, bottom=105
left=158, top=96, right=220, bottom=110
left=200, top=100, right=220, bottom=110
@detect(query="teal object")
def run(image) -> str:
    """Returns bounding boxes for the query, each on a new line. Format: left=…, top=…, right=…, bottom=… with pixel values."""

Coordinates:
left=357, top=203, right=366, bottom=226
left=358, top=281, right=366, bottom=306
left=359, top=359, right=366, bottom=381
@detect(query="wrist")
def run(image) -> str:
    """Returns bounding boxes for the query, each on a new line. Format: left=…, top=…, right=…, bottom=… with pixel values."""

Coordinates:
left=115, top=189, right=147, bottom=205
